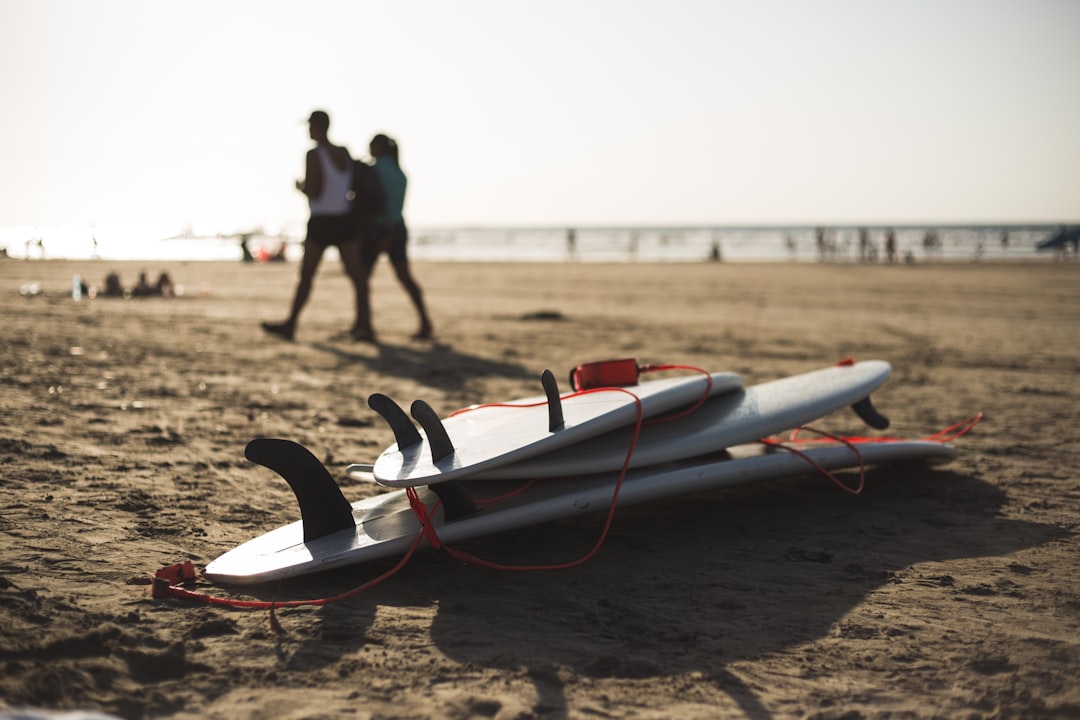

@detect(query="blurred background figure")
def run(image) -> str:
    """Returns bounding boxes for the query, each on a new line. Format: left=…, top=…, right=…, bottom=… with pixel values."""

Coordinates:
left=262, top=109, right=367, bottom=341
left=354, top=133, right=433, bottom=342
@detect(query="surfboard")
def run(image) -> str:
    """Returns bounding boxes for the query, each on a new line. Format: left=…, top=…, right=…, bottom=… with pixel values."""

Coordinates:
left=370, top=370, right=743, bottom=488
left=352, top=360, right=892, bottom=484
left=205, top=436, right=956, bottom=585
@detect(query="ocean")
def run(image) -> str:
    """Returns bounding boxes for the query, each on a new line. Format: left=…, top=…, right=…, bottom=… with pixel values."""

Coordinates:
left=0, top=223, right=1060, bottom=264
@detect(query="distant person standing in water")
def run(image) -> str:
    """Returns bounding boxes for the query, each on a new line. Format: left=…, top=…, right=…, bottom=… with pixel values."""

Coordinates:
left=352, top=133, right=433, bottom=342
left=262, top=110, right=367, bottom=341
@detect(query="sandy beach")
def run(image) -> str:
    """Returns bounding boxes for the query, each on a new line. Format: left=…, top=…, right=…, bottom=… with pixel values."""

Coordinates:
left=1, top=256, right=1077, bottom=719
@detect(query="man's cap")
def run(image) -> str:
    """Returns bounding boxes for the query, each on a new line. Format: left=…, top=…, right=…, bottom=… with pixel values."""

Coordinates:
left=307, top=110, right=330, bottom=127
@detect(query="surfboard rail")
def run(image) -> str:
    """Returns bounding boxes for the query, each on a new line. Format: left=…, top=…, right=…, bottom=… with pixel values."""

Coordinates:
left=370, top=369, right=743, bottom=487
left=206, top=436, right=958, bottom=585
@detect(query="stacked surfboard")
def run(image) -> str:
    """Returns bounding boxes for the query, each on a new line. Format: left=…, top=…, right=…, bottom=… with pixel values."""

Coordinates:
left=205, top=360, right=960, bottom=584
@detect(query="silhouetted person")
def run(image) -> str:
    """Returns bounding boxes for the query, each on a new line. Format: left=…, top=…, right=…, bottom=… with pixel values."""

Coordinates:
left=128, top=271, right=173, bottom=297
left=240, top=235, right=255, bottom=262
left=566, top=228, right=577, bottom=260
left=103, top=272, right=124, bottom=297
left=885, top=228, right=897, bottom=264
left=353, top=133, right=433, bottom=342
left=262, top=110, right=368, bottom=341
left=708, top=235, right=723, bottom=262
left=156, top=271, right=175, bottom=297
left=132, top=272, right=154, bottom=297
left=922, top=229, right=941, bottom=259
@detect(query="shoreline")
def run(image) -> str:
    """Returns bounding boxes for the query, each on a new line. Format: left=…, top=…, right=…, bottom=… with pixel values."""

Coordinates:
left=2, top=222, right=1060, bottom=265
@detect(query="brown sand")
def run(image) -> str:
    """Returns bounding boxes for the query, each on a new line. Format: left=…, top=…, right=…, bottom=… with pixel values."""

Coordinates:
left=1, top=257, right=1077, bottom=719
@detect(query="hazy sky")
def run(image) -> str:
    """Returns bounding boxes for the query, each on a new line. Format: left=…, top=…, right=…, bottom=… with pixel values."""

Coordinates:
left=2, top=0, right=1078, bottom=232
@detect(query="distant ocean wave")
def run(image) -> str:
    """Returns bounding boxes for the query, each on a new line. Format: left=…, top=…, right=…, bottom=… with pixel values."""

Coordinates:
left=0, top=223, right=1060, bottom=263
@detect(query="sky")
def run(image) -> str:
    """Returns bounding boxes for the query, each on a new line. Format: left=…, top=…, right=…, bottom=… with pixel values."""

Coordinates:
left=1, top=0, right=1078, bottom=235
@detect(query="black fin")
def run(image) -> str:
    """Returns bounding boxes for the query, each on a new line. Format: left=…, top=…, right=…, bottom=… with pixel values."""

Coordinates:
left=245, top=438, right=355, bottom=543
left=428, top=481, right=478, bottom=522
left=368, top=393, right=422, bottom=448
left=410, top=400, right=455, bottom=463
left=851, top=396, right=890, bottom=430
left=542, top=369, right=564, bottom=432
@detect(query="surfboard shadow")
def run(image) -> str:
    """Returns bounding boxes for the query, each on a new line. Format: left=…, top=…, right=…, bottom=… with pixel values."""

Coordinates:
left=264, top=465, right=1063, bottom=718
left=418, top=467, right=1060, bottom=716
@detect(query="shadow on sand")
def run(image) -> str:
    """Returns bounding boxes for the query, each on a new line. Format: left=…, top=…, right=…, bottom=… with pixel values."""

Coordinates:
left=244, top=463, right=1064, bottom=718
left=312, top=339, right=539, bottom=394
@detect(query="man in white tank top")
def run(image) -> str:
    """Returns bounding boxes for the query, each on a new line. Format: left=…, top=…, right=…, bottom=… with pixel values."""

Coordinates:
left=262, top=109, right=369, bottom=341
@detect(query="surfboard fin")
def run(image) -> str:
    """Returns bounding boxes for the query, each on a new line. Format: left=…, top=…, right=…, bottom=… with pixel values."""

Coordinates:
left=541, top=369, right=565, bottom=432
left=411, top=400, right=455, bottom=463
left=244, top=438, right=355, bottom=544
left=375, top=394, right=474, bottom=517
left=368, top=394, right=422, bottom=448
left=428, top=481, right=477, bottom=522
left=851, top=396, right=890, bottom=430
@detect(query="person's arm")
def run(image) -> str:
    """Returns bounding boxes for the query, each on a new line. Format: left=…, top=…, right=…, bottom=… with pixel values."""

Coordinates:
left=296, top=148, right=323, bottom=199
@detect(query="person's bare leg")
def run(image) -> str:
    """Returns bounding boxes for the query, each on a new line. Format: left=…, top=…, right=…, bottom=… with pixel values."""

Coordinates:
left=391, top=259, right=433, bottom=339
left=339, top=242, right=376, bottom=342
left=262, top=242, right=325, bottom=340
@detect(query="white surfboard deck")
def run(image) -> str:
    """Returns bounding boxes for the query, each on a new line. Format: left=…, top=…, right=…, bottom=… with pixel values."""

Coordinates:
left=206, top=438, right=955, bottom=585
left=439, top=360, right=893, bottom=481
left=372, top=371, right=743, bottom=488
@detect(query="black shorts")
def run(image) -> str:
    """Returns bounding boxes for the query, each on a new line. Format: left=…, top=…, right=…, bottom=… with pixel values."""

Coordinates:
left=361, top=223, right=408, bottom=266
left=306, top=213, right=359, bottom=249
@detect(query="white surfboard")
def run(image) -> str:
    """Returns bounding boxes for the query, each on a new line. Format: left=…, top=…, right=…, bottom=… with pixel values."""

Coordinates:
left=205, top=437, right=955, bottom=585
left=370, top=370, right=743, bottom=488
left=358, top=360, right=892, bottom=484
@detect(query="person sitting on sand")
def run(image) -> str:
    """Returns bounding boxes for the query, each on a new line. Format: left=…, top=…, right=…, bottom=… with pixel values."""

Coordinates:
left=132, top=272, right=154, bottom=297
left=103, top=272, right=124, bottom=297
left=155, top=271, right=175, bottom=298
left=108, top=271, right=174, bottom=298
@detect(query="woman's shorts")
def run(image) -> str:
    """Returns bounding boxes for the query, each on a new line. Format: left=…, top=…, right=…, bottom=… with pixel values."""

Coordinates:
left=361, top=223, right=408, bottom=266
